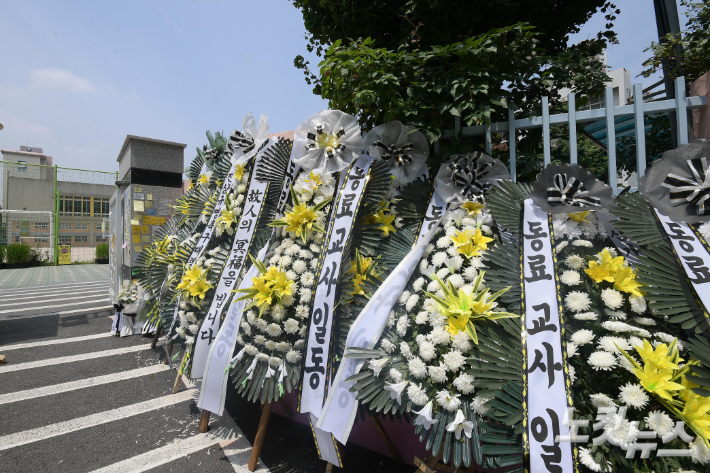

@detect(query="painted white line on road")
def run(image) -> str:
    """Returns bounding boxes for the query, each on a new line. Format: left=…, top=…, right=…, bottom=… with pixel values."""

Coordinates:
left=0, top=343, right=152, bottom=373
left=0, top=281, right=107, bottom=297
left=0, top=388, right=197, bottom=451
left=0, top=332, right=112, bottom=351
left=0, top=298, right=111, bottom=314
left=0, top=293, right=109, bottom=307
left=0, top=305, right=114, bottom=320
left=0, top=364, right=170, bottom=405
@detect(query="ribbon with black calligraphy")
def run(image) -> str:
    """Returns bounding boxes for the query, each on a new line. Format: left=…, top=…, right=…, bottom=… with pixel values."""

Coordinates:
left=197, top=152, right=301, bottom=414
left=520, top=199, right=577, bottom=473
left=316, top=187, right=446, bottom=446
left=546, top=173, right=601, bottom=208
left=191, top=140, right=273, bottom=379
left=662, top=157, right=710, bottom=216
left=654, top=210, right=710, bottom=319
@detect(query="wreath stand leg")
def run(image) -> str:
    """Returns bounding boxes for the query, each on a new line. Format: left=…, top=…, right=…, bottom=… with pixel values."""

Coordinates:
left=150, top=323, right=161, bottom=349
left=172, top=351, right=190, bottom=394
left=370, top=414, right=403, bottom=464
left=163, top=341, right=173, bottom=365
left=198, top=409, right=211, bottom=433
left=248, top=401, right=272, bottom=471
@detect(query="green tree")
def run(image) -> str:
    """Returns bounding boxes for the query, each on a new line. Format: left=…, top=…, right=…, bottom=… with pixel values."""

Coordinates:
left=641, top=0, right=710, bottom=82
left=293, top=0, right=620, bottom=147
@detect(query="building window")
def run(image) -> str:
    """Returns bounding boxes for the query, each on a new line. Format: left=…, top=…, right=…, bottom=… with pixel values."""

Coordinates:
left=60, top=196, right=109, bottom=217
left=59, top=223, right=72, bottom=231
left=96, top=236, right=107, bottom=242
left=59, top=236, right=72, bottom=243
left=75, top=223, right=88, bottom=230
left=18, top=161, right=27, bottom=172
left=35, top=222, right=49, bottom=230
left=35, top=237, right=49, bottom=243
left=75, top=235, right=88, bottom=243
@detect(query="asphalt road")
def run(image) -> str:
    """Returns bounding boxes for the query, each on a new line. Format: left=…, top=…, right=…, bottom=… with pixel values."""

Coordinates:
left=0, top=281, right=413, bottom=473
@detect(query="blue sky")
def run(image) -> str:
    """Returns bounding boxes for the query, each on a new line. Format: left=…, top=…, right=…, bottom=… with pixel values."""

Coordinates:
left=0, top=0, right=691, bottom=173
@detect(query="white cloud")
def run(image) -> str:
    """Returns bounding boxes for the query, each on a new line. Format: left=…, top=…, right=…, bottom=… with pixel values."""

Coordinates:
left=0, top=108, right=54, bottom=143
left=29, top=68, right=98, bottom=94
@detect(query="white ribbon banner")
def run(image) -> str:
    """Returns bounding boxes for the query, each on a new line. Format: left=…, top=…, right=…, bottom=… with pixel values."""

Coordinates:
left=317, top=189, right=446, bottom=444
left=521, top=199, right=574, bottom=473
left=300, top=154, right=374, bottom=418
left=197, top=245, right=267, bottom=414
left=111, top=310, right=123, bottom=335
left=655, top=210, right=710, bottom=313
left=191, top=142, right=274, bottom=379
left=196, top=150, right=301, bottom=413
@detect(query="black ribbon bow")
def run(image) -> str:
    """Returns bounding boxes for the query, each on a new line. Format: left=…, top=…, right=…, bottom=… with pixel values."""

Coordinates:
left=662, top=157, right=710, bottom=216
left=305, top=125, right=346, bottom=159
left=227, top=130, right=255, bottom=154
left=546, top=173, right=601, bottom=208
left=374, top=141, right=415, bottom=167
left=447, top=152, right=493, bottom=198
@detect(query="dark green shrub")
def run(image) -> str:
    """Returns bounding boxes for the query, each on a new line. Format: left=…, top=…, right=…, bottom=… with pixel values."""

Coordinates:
left=0, top=245, right=5, bottom=263
left=6, top=244, right=31, bottom=264
left=96, top=243, right=109, bottom=260
left=28, top=248, right=50, bottom=267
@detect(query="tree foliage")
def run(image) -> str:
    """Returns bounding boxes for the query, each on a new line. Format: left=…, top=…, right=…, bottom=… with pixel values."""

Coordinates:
left=641, top=0, right=710, bottom=82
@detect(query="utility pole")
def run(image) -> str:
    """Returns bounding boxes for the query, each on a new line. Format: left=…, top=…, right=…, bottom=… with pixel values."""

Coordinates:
left=653, top=0, right=684, bottom=147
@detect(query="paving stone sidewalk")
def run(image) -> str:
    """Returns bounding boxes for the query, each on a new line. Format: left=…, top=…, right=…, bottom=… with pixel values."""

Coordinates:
left=0, top=265, right=109, bottom=290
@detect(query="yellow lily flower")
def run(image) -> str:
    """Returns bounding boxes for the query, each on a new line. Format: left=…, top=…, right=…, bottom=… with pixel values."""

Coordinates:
left=682, top=391, right=710, bottom=440
left=283, top=202, right=318, bottom=236
left=634, top=363, right=685, bottom=400
left=234, top=257, right=294, bottom=314
left=568, top=211, right=590, bottom=223
left=461, top=201, right=485, bottom=215
left=584, top=261, right=616, bottom=283
left=634, top=340, right=681, bottom=370
left=303, top=171, right=323, bottom=192
left=197, top=173, right=209, bottom=186
left=613, top=265, right=645, bottom=297
left=449, top=228, right=475, bottom=248
left=471, top=228, right=494, bottom=251
left=234, top=164, right=246, bottom=182
left=599, top=249, right=626, bottom=271
left=364, top=209, right=396, bottom=237
left=189, top=278, right=213, bottom=300
left=348, top=250, right=381, bottom=298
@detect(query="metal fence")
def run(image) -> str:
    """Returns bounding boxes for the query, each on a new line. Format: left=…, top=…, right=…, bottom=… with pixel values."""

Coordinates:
left=0, top=160, right=117, bottom=265
left=442, top=76, right=708, bottom=192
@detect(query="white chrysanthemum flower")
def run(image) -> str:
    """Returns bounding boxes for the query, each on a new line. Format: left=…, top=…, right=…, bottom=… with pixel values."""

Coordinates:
left=408, top=357, right=428, bottom=379
left=299, top=249, right=313, bottom=259
left=428, top=363, right=448, bottom=383
left=597, top=336, right=630, bottom=354
left=429, top=311, right=447, bottom=327
left=436, top=268, right=450, bottom=279
left=398, top=291, right=411, bottom=305
left=419, top=341, right=436, bottom=361
left=588, top=351, right=618, bottom=371
left=602, top=321, right=634, bottom=333
left=428, top=326, right=451, bottom=345
left=453, top=373, right=475, bottom=394
left=294, top=305, right=310, bottom=320
left=560, top=270, right=581, bottom=286
left=245, top=344, right=259, bottom=356
left=299, top=288, right=313, bottom=303
left=645, top=411, right=674, bottom=438
left=690, top=435, right=710, bottom=464
left=634, top=316, right=655, bottom=326
left=284, top=245, right=299, bottom=256
left=416, top=334, right=426, bottom=346
left=188, top=324, right=199, bottom=335
left=462, top=265, right=478, bottom=281
left=380, top=338, right=395, bottom=354
left=426, top=280, right=440, bottom=293
left=565, top=254, right=585, bottom=270
left=601, top=288, right=624, bottom=309
left=281, top=294, right=295, bottom=307
left=571, top=329, right=595, bottom=345
left=299, top=271, right=315, bottom=287
left=655, top=331, right=680, bottom=347
left=565, top=291, right=591, bottom=312
left=578, top=447, right=605, bottom=472
left=436, top=235, right=452, bottom=248
left=432, top=252, right=448, bottom=267
left=447, top=274, right=465, bottom=288
left=406, top=294, right=420, bottom=311
left=567, top=342, right=578, bottom=357
left=186, top=312, right=197, bottom=323
left=619, top=383, right=649, bottom=409
left=451, top=332, right=471, bottom=351
left=400, top=342, right=412, bottom=359
left=571, top=239, right=593, bottom=247
left=387, top=310, right=396, bottom=328
left=309, top=243, right=320, bottom=253
left=294, top=339, right=306, bottom=349
left=265, top=340, right=277, bottom=350
left=292, top=260, right=307, bottom=274
left=574, top=311, right=599, bottom=321
left=423, top=244, right=434, bottom=258
left=631, top=327, right=652, bottom=338
left=271, top=305, right=285, bottom=321
left=629, top=295, right=647, bottom=314
left=269, top=356, right=282, bottom=367
left=389, top=368, right=403, bottom=383
left=407, top=383, right=429, bottom=406
left=255, top=318, right=268, bottom=332
left=286, top=349, right=302, bottom=363
left=471, top=396, right=491, bottom=416
left=436, top=390, right=461, bottom=412
left=175, top=326, right=187, bottom=338
left=415, top=311, right=429, bottom=325
left=604, top=309, right=627, bottom=320
left=568, top=365, right=576, bottom=383
left=443, top=350, right=466, bottom=371
left=604, top=412, right=639, bottom=448
left=556, top=241, right=568, bottom=252
left=396, top=315, right=410, bottom=337
left=277, top=342, right=291, bottom=353
left=617, top=353, right=637, bottom=374
left=283, top=318, right=300, bottom=334
left=412, top=277, right=425, bottom=293
left=310, top=258, right=319, bottom=270
left=242, top=321, right=251, bottom=335
left=628, top=336, right=645, bottom=348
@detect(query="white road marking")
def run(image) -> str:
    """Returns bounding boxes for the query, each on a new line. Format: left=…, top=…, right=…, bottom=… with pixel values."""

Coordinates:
left=0, top=364, right=170, bottom=405
left=0, top=281, right=107, bottom=297
left=0, top=298, right=111, bottom=314
left=0, top=332, right=112, bottom=351
left=0, top=305, right=114, bottom=320
left=0, top=388, right=197, bottom=451
left=0, top=293, right=109, bottom=307
left=0, top=343, right=152, bottom=373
